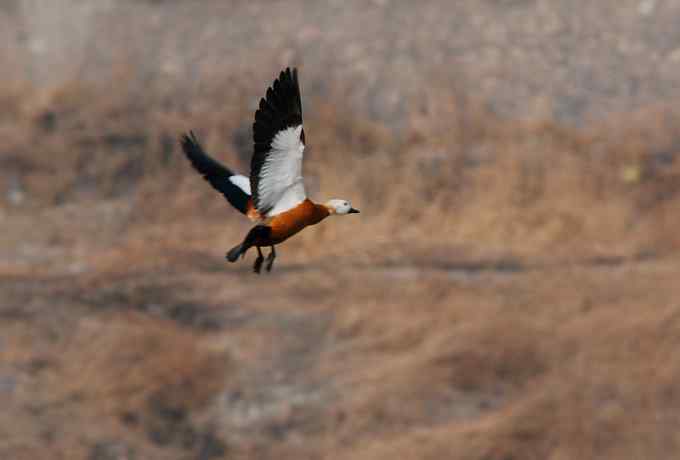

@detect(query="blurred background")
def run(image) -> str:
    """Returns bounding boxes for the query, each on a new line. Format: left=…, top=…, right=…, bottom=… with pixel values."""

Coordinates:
left=3, top=1, right=680, bottom=459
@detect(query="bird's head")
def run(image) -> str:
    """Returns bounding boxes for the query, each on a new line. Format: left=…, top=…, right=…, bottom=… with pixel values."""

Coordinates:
left=325, top=199, right=360, bottom=216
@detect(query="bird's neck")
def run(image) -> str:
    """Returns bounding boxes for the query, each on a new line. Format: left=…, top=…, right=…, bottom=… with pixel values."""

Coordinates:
left=310, top=202, right=331, bottom=225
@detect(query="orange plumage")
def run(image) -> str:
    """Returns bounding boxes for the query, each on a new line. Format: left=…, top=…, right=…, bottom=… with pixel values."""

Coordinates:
left=245, top=199, right=262, bottom=222
left=257, top=200, right=330, bottom=245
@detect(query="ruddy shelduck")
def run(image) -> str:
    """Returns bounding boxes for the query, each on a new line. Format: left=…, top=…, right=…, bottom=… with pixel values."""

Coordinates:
left=181, top=68, right=359, bottom=273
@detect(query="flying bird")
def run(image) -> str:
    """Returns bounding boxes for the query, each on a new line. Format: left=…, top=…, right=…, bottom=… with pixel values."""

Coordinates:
left=180, top=68, right=359, bottom=273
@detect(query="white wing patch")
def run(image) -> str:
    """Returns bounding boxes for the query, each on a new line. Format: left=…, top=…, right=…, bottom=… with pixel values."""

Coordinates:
left=257, top=125, right=306, bottom=216
left=229, top=174, right=251, bottom=195
left=267, top=182, right=306, bottom=216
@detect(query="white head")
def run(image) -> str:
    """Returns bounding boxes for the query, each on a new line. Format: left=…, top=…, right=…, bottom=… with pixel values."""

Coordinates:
left=325, top=199, right=360, bottom=216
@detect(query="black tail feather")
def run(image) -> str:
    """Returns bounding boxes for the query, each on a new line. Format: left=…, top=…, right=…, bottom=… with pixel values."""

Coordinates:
left=226, top=225, right=272, bottom=263
left=226, top=244, right=244, bottom=262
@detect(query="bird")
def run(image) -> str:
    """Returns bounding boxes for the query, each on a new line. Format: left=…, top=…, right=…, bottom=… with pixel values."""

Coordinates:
left=180, top=67, right=360, bottom=274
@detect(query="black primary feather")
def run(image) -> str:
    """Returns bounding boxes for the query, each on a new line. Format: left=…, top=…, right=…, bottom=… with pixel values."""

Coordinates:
left=180, top=131, right=250, bottom=215
left=250, top=67, right=305, bottom=215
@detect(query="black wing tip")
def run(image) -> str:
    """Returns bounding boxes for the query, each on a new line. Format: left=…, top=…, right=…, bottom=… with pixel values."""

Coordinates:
left=179, top=129, right=233, bottom=176
left=255, top=67, right=302, bottom=117
left=251, top=67, right=304, bottom=147
left=179, top=129, right=249, bottom=214
left=179, top=130, right=201, bottom=152
left=280, top=67, right=298, bottom=83
left=270, top=67, right=301, bottom=105
left=180, top=129, right=196, bottom=141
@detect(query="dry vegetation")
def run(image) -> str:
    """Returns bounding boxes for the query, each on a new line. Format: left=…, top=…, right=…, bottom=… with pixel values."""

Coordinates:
left=3, top=1, right=680, bottom=459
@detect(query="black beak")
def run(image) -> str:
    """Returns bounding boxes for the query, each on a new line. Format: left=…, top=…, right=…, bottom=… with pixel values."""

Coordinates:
left=348, top=208, right=360, bottom=214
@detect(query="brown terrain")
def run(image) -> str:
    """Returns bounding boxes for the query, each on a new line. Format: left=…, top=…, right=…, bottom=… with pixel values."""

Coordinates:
left=3, top=1, right=680, bottom=459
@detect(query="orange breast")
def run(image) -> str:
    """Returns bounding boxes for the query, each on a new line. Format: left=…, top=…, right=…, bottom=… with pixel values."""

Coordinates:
left=265, top=200, right=329, bottom=245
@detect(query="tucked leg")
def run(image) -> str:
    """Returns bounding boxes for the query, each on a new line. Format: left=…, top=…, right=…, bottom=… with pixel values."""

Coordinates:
left=265, top=246, right=276, bottom=272
left=253, top=246, right=264, bottom=274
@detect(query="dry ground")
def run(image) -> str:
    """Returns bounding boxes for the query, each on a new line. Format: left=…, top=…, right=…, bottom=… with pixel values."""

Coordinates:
left=3, top=1, right=680, bottom=459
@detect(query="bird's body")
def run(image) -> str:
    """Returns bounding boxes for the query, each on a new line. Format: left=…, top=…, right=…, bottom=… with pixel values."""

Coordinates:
left=181, top=68, right=358, bottom=273
left=264, top=199, right=330, bottom=245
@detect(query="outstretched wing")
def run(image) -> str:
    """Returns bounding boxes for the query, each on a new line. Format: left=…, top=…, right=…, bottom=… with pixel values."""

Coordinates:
left=180, top=131, right=252, bottom=215
left=251, top=67, right=306, bottom=217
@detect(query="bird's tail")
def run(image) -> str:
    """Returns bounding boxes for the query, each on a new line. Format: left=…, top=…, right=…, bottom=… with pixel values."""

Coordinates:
left=225, top=225, right=272, bottom=263
left=226, top=243, right=245, bottom=262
